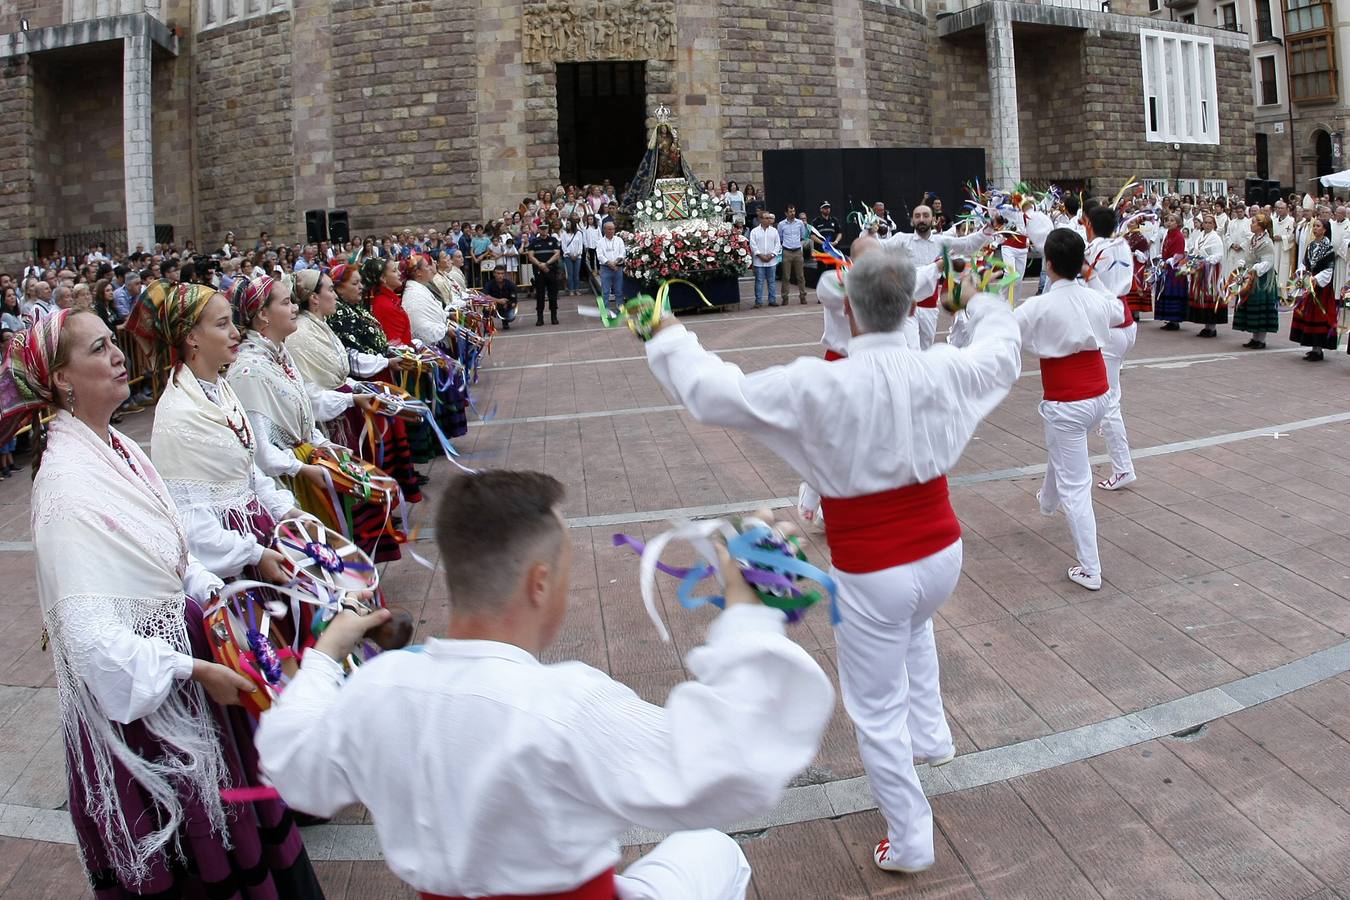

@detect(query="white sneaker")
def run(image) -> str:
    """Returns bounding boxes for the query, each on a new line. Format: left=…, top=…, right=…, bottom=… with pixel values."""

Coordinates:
left=1097, top=471, right=1136, bottom=491
left=914, top=748, right=956, bottom=767
left=874, top=839, right=933, bottom=874
left=1067, top=566, right=1102, bottom=591
left=1035, top=489, right=1056, bottom=517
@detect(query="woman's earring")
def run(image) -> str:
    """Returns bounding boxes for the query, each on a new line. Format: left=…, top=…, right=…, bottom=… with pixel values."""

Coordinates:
left=65, top=387, right=74, bottom=410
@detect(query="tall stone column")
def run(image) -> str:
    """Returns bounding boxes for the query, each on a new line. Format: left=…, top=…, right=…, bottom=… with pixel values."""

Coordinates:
left=985, top=2, right=1021, bottom=186
left=834, top=0, right=870, bottom=146
left=122, top=32, right=154, bottom=252
left=291, top=0, right=336, bottom=227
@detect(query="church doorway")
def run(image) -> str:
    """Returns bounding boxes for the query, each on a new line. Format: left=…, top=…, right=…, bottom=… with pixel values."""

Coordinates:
left=556, top=61, right=647, bottom=192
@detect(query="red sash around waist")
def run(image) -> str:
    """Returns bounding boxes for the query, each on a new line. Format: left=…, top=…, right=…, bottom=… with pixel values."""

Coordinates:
left=819, top=477, right=961, bottom=574
left=420, top=869, right=616, bottom=900
left=916, top=282, right=941, bottom=309
left=824, top=349, right=846, bottom=362
left=1040, top=349, right=1109, bottom=402
left=1002, top=234, right=1029, bottom=250
left=1113, top=297, right=1135, bottom=329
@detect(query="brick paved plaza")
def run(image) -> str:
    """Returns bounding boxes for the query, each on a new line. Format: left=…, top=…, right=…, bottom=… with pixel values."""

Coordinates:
left=3, top=286, right=1350, bottom=898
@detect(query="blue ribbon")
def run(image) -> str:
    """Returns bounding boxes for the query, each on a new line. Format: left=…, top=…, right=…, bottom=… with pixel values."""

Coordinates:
left=671, top=526, right=839, bottom=626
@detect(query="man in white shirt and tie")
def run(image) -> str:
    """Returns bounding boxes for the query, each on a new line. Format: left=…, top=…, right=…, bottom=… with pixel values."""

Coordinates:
left=257, top=470, right=834, bottom=900
left=595, top=220, right=627, bottom=313
left=750, top=210, right=783, bottom=307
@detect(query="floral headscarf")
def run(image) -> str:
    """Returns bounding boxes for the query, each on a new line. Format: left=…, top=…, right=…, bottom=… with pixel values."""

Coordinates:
left=0, top=308, right=72, bottom=442
left=125, top=280, right=219, bottom=365
left=232, top=275, right=275, bottom=329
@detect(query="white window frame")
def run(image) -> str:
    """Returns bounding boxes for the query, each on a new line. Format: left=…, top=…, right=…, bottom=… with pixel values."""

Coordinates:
left=1140, top=29, right=1221, bottom=145
left=1257, top=54, right=1280, bottom=106
left=198, top=0, right=290, bottom=33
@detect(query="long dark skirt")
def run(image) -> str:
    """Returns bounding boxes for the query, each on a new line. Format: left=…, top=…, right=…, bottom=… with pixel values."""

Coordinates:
left=1156, top=271, right=1189, bottom=322
left=1290, top=284, right=1339, bottom=349
left=1232, top=273, right=1280, bottom=334
left=325, top=383, right=421, bottom=505
left=69, top=599, right=323, bottom=900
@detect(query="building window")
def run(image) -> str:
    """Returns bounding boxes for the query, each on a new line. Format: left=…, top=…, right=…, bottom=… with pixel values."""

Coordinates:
left=1218, top=3, right=1237, bottom=31
left=1253, top=0, right=1274, bottom=41
left=1258, top=55, right=1279, bottom=105
left=1256, top=132, right=1269, bottom=179
left=198, top=0, right=290, bottom=32
left=1285, top=0, right=1329, bottom=35
left=1140, top=29, right=1221, bottom=145
left=1288, top=33, right=1338, bottom=102
left=1181, top=13, right=1195, bottom=24
left=1148, top=0, right=1160, bottom=10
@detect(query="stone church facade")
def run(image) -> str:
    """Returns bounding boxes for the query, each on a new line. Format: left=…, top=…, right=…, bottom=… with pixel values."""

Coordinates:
left=0, top=0, right=1254, bottom=269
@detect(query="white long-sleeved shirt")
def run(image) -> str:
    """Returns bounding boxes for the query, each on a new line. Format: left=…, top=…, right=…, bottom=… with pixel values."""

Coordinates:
left=749, top=225, right=781, bottom=267
left=1012, top=278, right=1124, bottom=360
left=256, top=604, right=833, bottom=896
left=645, top=298, right=1021, bottom=497
left=596, top=235, right=625, bottom=268
left=815, top=263, right=934, bottom=356
left=402, top=280, right=450, bottom=346
left=1192, top=230, right=1224, bottom=265
left=561, top=230, right=585, bottom=259
left=1084, top=236, right=1134, bottom=299
left=179, top=463, right=295, bottom=577
left=878, top=228, right=990, bottom=275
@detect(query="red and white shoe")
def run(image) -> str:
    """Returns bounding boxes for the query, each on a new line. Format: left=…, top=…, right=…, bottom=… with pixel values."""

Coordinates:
left=873, top=839, right=933, bottom=874
left=1096, top=471, right=1136, bottom=491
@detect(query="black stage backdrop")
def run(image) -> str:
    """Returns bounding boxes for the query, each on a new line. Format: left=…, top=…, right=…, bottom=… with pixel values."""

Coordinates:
left=762, top=147, right=986, bottom=246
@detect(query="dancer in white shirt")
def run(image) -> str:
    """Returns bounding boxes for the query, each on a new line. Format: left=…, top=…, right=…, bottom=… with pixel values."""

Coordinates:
left=1083, top=206, right=1139, bottom=492
left=645, top=250, right=1022, bottom=874
left=879, top=206, right=990, bottom=348
left=799, top=236, right=932, bottom=522
left=1014, top=229, right=1124, bottom=590
left=257, top=470, right=833, bottom=899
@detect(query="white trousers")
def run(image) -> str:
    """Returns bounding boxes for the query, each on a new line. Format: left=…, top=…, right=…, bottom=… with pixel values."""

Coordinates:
left=1039, top=395, right=1109, bottom=576
left=1101, top=324, right=1137, bottom=478
left=1001, top=245, right=1028, bottom=280
left=833, top=540, right=963, bottom=870
left=914, top=306, right=938, bottom=350
left=616, top=830, right=751, bottom=900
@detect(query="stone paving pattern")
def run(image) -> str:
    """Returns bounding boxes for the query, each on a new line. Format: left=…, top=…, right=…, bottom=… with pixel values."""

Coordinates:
left=2, top=286, right=1350, bottom=897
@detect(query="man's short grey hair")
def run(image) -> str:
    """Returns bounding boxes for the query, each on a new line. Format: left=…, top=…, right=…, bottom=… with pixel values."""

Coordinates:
left=846, top=248, right=915, bottom=334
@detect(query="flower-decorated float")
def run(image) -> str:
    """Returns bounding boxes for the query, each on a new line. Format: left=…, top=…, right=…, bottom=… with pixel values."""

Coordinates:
left=617, top=105, right=749, bottom=310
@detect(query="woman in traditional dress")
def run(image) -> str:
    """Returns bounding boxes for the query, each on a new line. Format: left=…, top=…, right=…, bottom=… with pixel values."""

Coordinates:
left=1122, top=226, right=1153, bottom=318
left=1234, top=213, right=1280, bottom=351
left=1156, top=213, right=1189, bottom=330
left=226, top=276, right=403, bottom=562
left=1290, top=216, right=1339, bottom=361
left=126, top=280, right=301, bottom=589
left=1186, top=214, right=1226, bottom=338
left=313, top=264, right=423, bottom=502
left=401, top=254, right=451, bottom=347
left=6, top=310, right=323, bottom=899
left=432, top=249, right=470, bottom=308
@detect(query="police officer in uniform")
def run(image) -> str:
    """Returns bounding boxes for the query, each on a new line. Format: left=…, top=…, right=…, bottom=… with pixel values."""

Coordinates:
left=526, top=223, right=562, bottom=326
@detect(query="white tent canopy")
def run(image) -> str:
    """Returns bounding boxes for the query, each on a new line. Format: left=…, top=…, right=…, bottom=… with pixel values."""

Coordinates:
left=1319, top=169, right=1350, bottom=188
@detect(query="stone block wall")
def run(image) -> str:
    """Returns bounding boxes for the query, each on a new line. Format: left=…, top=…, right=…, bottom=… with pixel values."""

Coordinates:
left=717, top=0, right=842, bottom=188
left=153, top=48, right=196, bottom=245
left=30, top=53, right=126, bottom=235
left=194, top=10, right=295, bottom=247
left=0, top=57, right=34, bottom=269
left=928, top=31, right=993, bottom=166
left=862, top=1, right=931, bottom=145
left=1080, top=35, right=1254, bottom=190
left=1015, top=31, right=1089, bottom=185
left=328, top=0, right=479, bottom=236
left=0, top=0, right=64, bottom=36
